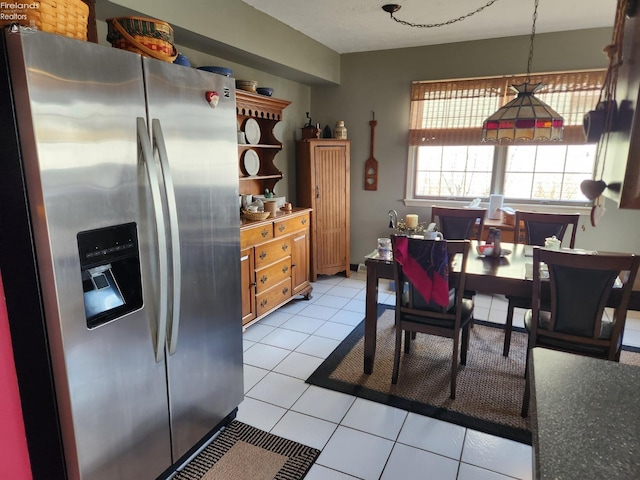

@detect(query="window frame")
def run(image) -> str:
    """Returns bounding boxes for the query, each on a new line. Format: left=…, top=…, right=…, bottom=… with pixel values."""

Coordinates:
left=404, top=70, right=606, bottom=211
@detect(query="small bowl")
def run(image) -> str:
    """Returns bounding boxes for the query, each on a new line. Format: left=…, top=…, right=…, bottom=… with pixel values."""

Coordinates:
left=198, top=66, right=233, bottom=77
left=476, top=244, right=494, bottom=256
left=173, top=53, right=191, bottom=67
left=256, top=87, right=273, bottom=96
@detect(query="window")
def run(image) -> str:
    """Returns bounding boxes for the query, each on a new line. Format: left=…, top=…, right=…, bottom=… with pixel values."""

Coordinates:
left=406, top=70, right=605, bottom=205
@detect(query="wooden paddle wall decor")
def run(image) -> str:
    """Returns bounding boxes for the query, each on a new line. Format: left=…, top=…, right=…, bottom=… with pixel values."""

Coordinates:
left=365, top=112, right=378, bottom=190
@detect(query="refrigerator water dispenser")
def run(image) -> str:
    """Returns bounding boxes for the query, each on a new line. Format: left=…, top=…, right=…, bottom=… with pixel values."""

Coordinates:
left=77, top=223, right=143, bottom=328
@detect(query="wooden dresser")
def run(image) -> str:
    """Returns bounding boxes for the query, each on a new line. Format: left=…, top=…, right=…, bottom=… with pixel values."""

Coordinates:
left=240, top=208, right=312, bottom=326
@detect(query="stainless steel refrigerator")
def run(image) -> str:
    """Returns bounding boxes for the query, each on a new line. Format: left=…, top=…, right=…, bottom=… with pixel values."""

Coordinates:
left=0, top=29, right=243, bottom=479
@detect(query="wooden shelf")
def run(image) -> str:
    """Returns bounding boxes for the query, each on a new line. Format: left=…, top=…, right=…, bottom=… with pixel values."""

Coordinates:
left=236, top=91, right=290, bottom=196
left=238, top=144, right=281, bottom=150
left=236, top=90, right=291, bottom=120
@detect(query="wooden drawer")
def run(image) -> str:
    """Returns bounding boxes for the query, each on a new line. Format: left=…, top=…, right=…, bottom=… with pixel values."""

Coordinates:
left=254, top=237, right=292, bottom=269
left=274, top=213, right=310, bottom=237
left=255, top=257, right=292, bottom=294
left=256, top=278, right=292, bottom=317
left=241, top=223, right=273, bottom=248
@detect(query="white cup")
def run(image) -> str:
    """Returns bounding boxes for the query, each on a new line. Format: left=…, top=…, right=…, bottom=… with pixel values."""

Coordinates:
left=424, top=231, right=443, bottom=241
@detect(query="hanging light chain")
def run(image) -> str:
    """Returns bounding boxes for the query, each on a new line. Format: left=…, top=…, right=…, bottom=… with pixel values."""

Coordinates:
left=385, top=0, right=502, bottom=29
left=526, top=0, right=539, bottom=81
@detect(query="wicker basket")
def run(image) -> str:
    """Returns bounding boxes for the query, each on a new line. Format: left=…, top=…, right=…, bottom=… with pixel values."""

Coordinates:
left=0, top=0, right=89, bottom=41
left=242, top=210, right=270, bottom=221
left=106, top=16, right=177, bottom=62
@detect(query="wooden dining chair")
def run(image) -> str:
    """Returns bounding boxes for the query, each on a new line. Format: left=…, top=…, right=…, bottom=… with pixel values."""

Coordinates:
left=391, top=236, right=473, bottom=399
left=521, top=247, right=640, bottom=416
left=502, top=211, right=580, bottom=357
left=431, top=206, right=487, bottom=241
left=431, top=206, right=487, bottom=303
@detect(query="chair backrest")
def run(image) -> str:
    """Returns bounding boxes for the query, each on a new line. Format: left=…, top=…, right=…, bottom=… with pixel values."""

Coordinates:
left=431, top=206, right=487, bottom=241
left=514, top=211, right=579, bottom=248
left=530, top=247, right=640, bottom=354
left=391, top=236, right=470, bottom=318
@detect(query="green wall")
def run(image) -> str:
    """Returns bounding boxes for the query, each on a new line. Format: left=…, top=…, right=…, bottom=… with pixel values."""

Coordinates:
left=94, top=1, right=640, bottom=265
left=310, top=29, right=640, bottom=262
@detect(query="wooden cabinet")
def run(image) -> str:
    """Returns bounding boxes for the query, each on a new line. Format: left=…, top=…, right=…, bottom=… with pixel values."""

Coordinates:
left=240, top=209, right=312, bottom=326
left=296, top=139, right=350, bottom=281
left=236, top=90, right=291, bottom=196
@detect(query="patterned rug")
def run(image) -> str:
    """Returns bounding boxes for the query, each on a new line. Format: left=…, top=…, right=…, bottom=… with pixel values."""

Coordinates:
left=307, top=305, right=640, bottom=445
left=173, top=421, right=320, bottom=480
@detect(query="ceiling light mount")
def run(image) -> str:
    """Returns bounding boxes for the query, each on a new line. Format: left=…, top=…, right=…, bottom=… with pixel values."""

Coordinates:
left=381, top=0, right=502, bottom=28
left=382, top=4, right=401, bottom=15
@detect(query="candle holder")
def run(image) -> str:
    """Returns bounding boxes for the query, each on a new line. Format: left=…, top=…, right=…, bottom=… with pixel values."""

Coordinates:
left=394, top=221, right=436, bottom=236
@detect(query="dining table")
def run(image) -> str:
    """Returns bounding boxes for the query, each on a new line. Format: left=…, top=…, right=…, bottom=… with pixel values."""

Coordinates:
left=363, top=240, right=640, bottom=374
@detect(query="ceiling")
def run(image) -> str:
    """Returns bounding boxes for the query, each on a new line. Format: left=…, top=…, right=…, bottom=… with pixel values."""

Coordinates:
left=241, top=0, right=618, bottom=54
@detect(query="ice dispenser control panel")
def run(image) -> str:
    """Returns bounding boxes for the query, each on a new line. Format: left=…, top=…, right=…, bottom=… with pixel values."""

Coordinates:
left=77, top=223, right=143, bottom=329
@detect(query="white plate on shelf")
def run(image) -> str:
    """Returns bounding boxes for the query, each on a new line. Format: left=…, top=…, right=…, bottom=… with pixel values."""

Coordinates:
left=243, top=118, right=261, bottom=145
left=242, top=149, right=260, bottom=176
left=272, top=120, right=285, bottom=143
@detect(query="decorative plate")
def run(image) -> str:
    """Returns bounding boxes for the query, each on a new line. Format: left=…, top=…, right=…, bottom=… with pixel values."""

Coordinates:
left=242, top=149, right=260, bottom=176
left=272, top=121, right=285, bottom=143
left=244, top=118, right=261, bottom=145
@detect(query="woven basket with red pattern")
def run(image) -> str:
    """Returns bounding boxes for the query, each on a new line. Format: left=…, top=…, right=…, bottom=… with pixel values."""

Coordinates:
left=0, top=0, right=89, bottom=40
left=106, top=16, right=177, bottom=62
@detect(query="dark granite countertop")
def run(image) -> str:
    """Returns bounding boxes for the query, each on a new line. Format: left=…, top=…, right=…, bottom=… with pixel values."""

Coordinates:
left=530, top=347, right=640, bottom=479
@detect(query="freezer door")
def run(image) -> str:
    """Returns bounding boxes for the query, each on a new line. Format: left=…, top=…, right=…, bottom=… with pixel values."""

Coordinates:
left=5, top=32, right=172, bottom=479
left=143, top=58, right=244, bottom=460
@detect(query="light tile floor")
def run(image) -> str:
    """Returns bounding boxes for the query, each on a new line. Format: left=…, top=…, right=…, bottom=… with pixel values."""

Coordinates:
left=237, top=271, right=640, bottom=480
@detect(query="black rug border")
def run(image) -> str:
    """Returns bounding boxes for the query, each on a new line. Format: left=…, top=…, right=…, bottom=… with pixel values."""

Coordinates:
left=307, top=304, right=640, bottom=446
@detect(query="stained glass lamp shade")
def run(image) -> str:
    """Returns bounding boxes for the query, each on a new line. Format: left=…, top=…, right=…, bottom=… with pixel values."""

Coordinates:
left=482, top=82, right=564, bottom=141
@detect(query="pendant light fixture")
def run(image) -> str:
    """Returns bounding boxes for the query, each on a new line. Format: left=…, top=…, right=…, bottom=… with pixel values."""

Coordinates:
left=481, top=0, right=564, bottom=142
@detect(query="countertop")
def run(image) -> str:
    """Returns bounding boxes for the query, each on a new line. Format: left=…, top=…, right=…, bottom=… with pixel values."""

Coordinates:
left=530, top=347, right=640, bottom=479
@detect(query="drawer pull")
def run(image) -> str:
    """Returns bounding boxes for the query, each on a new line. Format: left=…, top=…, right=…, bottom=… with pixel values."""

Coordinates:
left=260, top=299, right=268, bottom=308
left=261, top=229, right=269, bottom=237
left=282, top=287, right=289, bottom=295
left=279, top=224, right=286, bottom=232
left=260, top=275, right=268, bottom=284
left=260, top=251, right=267, bottom=260
left=282, top=244, right=288, bottom=251
left=282, top=265, right=289, bottom=274
left=301, top=218, right=307, bottom=225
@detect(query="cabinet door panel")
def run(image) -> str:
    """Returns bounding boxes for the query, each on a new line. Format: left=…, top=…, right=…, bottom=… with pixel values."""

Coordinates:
left=291, top=229, right=310, bottom=294
left=240, top=248, right=255, bottom=325
left=315, top=145, right=348, bottom=272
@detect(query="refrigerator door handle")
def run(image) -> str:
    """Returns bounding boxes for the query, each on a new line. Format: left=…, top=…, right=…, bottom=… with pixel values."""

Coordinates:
left=152, top=119, right=182, bottom=355
left=137, top=117, right=169, bottom=363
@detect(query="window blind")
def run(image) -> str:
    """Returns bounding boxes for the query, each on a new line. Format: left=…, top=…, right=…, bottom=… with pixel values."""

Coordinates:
left=409, top=70, right=606, bottom=146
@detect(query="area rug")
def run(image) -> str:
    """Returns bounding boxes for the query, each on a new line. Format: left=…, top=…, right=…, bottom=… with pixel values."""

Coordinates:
left=173, top=420, right=320, bottom=480
left=306, top=305, right=640, bottom=445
